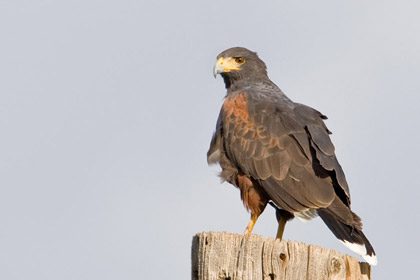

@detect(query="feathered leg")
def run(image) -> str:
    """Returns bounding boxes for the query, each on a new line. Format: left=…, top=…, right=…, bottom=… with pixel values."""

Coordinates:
left=237, top=175, right=268, bottom=236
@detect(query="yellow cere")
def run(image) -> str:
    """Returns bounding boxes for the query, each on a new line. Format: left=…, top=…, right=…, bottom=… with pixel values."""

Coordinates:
left=217, top=57, right=241, bottom=72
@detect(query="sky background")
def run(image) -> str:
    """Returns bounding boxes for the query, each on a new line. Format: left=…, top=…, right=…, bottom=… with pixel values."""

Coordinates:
left=1, top=1, right=419, bottom=279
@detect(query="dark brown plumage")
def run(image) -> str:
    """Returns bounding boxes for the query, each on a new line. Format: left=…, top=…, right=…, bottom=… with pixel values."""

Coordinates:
left=208, top=47, right=377, bottom=265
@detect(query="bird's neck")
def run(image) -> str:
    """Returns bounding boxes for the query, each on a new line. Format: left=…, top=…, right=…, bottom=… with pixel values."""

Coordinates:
left=221, top=74, right=269, bottom=92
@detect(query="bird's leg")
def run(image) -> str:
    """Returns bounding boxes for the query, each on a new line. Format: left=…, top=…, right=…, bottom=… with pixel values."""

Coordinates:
left=237, top=174, right=268, bottom=237
left=275, top=209, right=294, bottom=240
left=276, top=216, right=287, bottom=240
left=244, top=214, right=259, bottom=235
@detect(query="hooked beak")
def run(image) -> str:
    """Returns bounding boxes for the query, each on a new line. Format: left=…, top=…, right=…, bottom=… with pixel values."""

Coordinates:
left=213, top=57, right=225, bottom=78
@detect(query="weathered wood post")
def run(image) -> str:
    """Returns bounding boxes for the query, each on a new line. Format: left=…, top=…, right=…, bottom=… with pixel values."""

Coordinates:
left=192, top=232, right=371, bottom=280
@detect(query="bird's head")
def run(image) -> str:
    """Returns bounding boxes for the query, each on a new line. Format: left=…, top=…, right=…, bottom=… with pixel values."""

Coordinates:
left=213, top=47, right=268, bottom=89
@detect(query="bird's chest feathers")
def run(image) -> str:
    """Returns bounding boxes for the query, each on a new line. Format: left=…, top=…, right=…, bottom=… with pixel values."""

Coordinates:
left=222, top=93, right=250, bottom=124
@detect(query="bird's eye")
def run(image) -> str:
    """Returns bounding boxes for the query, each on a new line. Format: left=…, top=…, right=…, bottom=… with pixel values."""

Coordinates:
left=234, top=57, right=245, bottom=64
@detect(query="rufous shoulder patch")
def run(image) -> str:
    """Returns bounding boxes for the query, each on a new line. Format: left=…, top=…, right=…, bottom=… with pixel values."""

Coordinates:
left=222, top=93, right=250, bottom=124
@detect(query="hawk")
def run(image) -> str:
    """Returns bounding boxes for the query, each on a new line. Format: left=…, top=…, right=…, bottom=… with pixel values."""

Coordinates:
left=208, top=47, right=377, bottom=265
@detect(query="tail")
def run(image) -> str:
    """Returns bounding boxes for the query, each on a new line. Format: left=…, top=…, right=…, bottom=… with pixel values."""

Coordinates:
left=318, top=209, right=377, bottom=265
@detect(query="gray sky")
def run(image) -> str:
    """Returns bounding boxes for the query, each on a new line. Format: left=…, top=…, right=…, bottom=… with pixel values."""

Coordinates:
left=1, top=1, right=419, bottom=279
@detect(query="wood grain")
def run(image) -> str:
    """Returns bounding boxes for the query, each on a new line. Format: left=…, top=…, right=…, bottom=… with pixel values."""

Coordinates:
left=192, top=232, right=371, bottom=280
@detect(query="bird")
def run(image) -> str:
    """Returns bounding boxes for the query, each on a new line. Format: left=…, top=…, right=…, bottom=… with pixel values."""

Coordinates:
left=207, top=47, right=377, bottom=265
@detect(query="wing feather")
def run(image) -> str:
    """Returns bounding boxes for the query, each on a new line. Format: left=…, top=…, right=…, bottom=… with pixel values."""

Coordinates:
left=253, top=158, right=272, bottom=180
left=269, top=151, right=291, bottom=180
left=210, top=92, right=351, bottom=213
left=307, top=125, right=335, bottom=156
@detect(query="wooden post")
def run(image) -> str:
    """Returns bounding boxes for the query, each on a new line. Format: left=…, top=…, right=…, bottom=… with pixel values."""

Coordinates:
left=192, top=232, right=371, bottom=280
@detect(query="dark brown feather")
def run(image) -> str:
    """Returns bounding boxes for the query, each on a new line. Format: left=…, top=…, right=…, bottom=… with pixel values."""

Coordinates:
left=209, top=48, right=354, bottom=228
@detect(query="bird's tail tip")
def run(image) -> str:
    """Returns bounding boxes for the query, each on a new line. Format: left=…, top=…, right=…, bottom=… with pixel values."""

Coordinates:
left=318, top=210, right=377, bottom=266
left=363, top=254, right=378, bottom=266
left=340, top=239, right=377, bottom=266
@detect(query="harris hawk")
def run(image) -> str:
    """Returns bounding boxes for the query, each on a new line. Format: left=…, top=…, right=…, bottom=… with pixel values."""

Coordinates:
left=208, top=47, right=377, bottom=265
